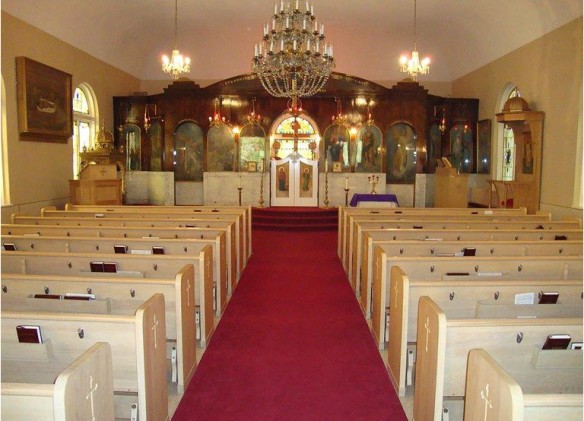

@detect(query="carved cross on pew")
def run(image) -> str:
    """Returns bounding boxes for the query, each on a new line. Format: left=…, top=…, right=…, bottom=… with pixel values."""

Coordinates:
left=424, top=316, right=431, bottom=352
left=186, top=278, right=191, bottom=307
left=85, top=375, right=99, bottom=421
left=99, top=168, right=107, bottom=177
left=152, top=314, right=159, bottom=349
left=393, top=282, right=399, bottom=309
left=480, top=383, right=494, bottom=421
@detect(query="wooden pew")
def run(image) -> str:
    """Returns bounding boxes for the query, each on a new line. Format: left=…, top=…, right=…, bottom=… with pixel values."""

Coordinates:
left=2, top=223, right=235, bottom=307
left=465, top=349, right=583, bottom=421
left=1, top=341, right=114, bottom=421
left=371, top=253, right=583, bottom=350
left=346, top=217, right=581, bottom=279
left=337, top=206, right=532, bottom=258
left=413, top=296, right=582, bottom=421
left=387, top=267, right=583, bottom=396
left=62, top=203, right=252, bottom=261
left=1, top=265, right=198, bottom=392
left=2, top=231, right=228, bottom=310
left=1, top=247, right=215, bottom=348
left=11, top=213, right=245, bottom=279
left=340, top=208, right=559, bottom=267
left=2, top=293, right=168, bottom=421
left=359, top=239, right=583, bottom=318
left=43, top=204, right=252, bottom=264
left=359, top=229, right=583, bottom=313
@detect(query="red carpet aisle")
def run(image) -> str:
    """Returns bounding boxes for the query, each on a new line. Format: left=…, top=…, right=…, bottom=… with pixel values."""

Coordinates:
left=172, top=228, right=407, bottom=420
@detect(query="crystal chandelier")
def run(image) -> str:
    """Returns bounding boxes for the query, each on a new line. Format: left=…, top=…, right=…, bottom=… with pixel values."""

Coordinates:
left=252, top=1, right=335, bottom=99
left=162, top=0, right=191, bottom=79
left=399, top=0, right=430, bottom=81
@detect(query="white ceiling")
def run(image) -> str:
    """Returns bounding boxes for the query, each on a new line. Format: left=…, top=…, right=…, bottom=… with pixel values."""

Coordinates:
left=2, top=0, right=582, bottom=83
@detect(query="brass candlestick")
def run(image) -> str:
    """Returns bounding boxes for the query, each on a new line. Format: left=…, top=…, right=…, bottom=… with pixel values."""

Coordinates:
left=344, top=188, right=350, bottom=207
left=323, top=171, right=330, bottom=208
left=238, top=187, right=243, bottom=206
left=368, top=175, right=380, bottom=194
left=258, top=167, right=265, bottom=208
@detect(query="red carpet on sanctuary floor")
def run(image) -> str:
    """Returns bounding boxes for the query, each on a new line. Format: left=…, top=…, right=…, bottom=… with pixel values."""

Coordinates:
left=172, top=228, right=407, bottom=421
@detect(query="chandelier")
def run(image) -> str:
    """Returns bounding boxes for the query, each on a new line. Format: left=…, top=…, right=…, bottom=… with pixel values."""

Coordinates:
left=162, top=0, right=191, bottom=79
left=399, top=0, right=430, bottom=81
left=252, top=1, right=335, bottom=99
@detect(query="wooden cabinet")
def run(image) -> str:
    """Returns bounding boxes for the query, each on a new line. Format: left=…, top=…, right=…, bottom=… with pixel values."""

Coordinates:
left=434, top=167, right=469, bottom=208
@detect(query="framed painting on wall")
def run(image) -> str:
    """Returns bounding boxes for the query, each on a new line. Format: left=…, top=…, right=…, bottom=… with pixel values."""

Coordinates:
left=16, top=57, right=73, bottom=142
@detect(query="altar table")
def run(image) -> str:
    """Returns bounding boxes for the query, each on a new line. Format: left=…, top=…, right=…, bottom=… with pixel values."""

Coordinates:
left=349, top=193, right=399, bottom=208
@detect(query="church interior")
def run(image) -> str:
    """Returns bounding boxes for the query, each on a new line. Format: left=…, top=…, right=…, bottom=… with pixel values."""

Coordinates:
left=1, top=1, right=583, bottom=420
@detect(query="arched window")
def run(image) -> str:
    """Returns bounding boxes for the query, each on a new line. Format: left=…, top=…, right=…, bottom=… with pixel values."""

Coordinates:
left=271, top=113, right=319, bottom=162
left=496, top=84, right=520, bottom=180
left=72, top=84, right=98, bottom=178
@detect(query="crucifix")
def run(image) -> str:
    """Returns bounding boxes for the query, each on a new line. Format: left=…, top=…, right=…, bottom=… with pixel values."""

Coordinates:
left=152, top=314, right=160, bottom=349
left=85, top=375, right=99, bottom=421
left=423, top=316, right=431, bottom=352
left=480, top=383, right=494, bottom=421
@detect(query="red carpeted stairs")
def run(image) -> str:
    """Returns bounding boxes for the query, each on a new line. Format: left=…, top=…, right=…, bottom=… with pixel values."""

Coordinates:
left=252, top=207, right=338, bottom=231
left=171, top=227, right=407, bottom=421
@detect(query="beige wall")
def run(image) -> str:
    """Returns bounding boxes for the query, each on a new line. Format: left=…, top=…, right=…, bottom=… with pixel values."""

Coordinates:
left=452, top=17, right=583, bottom=219
left=1, top=12, right=141, bottom=217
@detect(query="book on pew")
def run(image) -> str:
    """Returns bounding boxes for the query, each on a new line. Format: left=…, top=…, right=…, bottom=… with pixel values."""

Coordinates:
left=515, top=292, right=535, bottom=305
left=103, top=262, right=118, bottom=273
left=33, top=294, right=62, bottom=299
left=64, top=293, right=96, bottom=300
left=570, top=342, right=583, bottom=350
left=538, top=291, right=559, bottom=304
left=3, top=243, right=16, bottom=251
left=542, top=334, right=571, bottom=350
left=94, top=213, right=105, bottom=218
left=152, top=246, right=165, bottom=255
left=554, top=235, right=568, bottom=241
left=463, top=247, right=476, bottom=256
left=16, top=325, right=43, bottom=343
left=90, top=261, right=105, bottom=272
left=114, top=244, right=128, bottom=254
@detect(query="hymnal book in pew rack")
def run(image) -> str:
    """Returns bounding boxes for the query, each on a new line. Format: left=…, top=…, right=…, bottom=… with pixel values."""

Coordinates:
left=3, top=243, right=16, bottom=251
left=16, top=325, right=43, bottom=343
left=538, top=291, right=559, bottom=304
left=542, top=334, right=571, bottom=350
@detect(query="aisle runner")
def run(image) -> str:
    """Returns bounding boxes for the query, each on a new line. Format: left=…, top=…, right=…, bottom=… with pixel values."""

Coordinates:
left=172, top=229, right=406, bottom=420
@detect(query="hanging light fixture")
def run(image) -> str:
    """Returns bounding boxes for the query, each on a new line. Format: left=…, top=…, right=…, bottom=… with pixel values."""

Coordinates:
left=252, top=1, right=335, bottom=101
left=399, top=0, right=430, bottom=81
left=162, top=0, right=191, bottom=79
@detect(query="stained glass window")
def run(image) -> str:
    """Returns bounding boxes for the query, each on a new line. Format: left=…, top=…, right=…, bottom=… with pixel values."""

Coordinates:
left=275, top=116, right=315, bottom=135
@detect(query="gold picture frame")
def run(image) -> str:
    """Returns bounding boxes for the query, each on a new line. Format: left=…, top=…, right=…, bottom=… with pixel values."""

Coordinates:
left=247, top=161, right=258, bottom=172
left=16, top=57, right=73, bottom=143
left=332, top=162, right=342, bottom=173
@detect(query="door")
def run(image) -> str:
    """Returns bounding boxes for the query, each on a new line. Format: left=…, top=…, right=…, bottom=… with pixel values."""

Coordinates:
left=270, top=157, right=318, bottom=207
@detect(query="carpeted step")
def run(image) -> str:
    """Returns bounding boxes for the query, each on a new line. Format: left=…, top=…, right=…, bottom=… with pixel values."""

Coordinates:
left=252, top=207, right=338, bottom=231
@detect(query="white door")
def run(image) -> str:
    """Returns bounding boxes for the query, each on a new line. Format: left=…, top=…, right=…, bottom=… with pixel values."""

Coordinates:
left=270, top=157, right=318, bottom=207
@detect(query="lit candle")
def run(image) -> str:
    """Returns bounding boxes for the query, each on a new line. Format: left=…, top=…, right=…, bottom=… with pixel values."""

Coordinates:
left=274, top=3, right=278, bottom=14
left=345, top=177, right=349, bottom=189
left=293, top=39, right=297, bottom=50
left=254, top=44, right=258, bottom=57
left=303, top=17, right=306, bottom=30
left=325, top=159, right=328, bottom=173
left=310, top=5, right=314, bottom=15
left=320, top=23, right=324, bottom=35
left=295, top=0, right=299, bottom=10
left=280, top=0, right=284, bottom=12
left=305, top=1, right=309, bottom=12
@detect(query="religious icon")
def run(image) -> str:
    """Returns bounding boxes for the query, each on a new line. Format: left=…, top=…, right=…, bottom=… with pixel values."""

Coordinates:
left=522, top=139, right=534, bottom=174
left=356, top=125, right=383, bottom=173
left=386, top=122, right=416, bottom=184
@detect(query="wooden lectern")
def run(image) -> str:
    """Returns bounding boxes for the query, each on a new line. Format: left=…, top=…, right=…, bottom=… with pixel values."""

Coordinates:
left=434, top=167, right=469, bottom=208
left=69, top=164, right=122, bottom=205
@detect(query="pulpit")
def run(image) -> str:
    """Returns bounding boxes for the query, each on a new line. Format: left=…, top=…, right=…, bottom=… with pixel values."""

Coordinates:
left=69, top=164, right=122, bottom=205
left=434, top=167, right=469, bottom=208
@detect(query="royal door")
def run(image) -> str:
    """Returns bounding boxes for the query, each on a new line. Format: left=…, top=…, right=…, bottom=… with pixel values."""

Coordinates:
left=270, top=157, right=318, bottom=207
